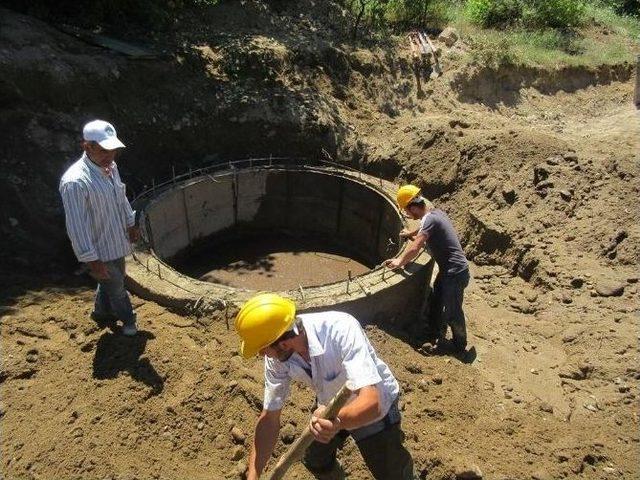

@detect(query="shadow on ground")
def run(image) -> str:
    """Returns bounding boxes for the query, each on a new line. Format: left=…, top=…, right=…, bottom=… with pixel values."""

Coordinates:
left=92, top=329, right=164, bottom=394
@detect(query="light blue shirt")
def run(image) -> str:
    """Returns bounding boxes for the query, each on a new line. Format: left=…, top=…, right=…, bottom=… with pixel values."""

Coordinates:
left=263, top=311, right=400, bottom=427
left=59, top=153, right=135, bottom=263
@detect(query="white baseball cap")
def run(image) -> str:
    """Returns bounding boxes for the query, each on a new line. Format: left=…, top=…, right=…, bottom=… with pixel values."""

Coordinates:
left=82, top=120, right=126, bottom=150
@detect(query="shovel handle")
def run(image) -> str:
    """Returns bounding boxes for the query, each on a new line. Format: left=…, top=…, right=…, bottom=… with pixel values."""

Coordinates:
left=264, top=384, right=352, bottom=480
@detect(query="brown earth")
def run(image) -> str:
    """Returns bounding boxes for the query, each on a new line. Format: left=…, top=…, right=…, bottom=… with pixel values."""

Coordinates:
left=176, top=235, right=371, bottom=291
left=1, top=2, right=639, bottom=480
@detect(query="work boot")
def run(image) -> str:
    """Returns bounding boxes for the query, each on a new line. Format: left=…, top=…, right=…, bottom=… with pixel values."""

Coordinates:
left=309, top=460, right=345, bottom=480
left=122, top=314, right=138, bottom=337
left=122, top=320, right=138, bottom=336
left=90, top=311, right=117, bottom=328
left=91, top=310, right=116, bottom=322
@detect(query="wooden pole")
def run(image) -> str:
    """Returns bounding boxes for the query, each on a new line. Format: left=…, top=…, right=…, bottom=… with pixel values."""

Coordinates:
left=264, top=384, right=352, bottom=480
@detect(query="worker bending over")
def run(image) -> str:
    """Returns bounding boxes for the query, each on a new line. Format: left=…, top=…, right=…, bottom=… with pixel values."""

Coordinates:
left=385, top=185, right=470, bottom=353
left=235, top=293, right=413, bottom=479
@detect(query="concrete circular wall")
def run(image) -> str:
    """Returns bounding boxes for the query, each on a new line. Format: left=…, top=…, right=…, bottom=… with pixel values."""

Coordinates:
left=126, top=161, right=434, bottom=328
left=146, top=166, right=402, bottom=267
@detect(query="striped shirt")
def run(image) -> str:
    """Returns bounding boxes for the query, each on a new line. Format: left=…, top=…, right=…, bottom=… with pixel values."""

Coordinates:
left=59, top=152, right=136, bottom=263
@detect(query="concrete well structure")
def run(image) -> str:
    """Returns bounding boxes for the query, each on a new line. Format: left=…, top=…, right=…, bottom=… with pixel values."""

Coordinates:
left=126, top=158, right=434, bottom=327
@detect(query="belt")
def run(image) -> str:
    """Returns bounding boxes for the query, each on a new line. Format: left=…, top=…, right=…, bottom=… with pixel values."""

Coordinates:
left=348, top=399, right=401, bottom=442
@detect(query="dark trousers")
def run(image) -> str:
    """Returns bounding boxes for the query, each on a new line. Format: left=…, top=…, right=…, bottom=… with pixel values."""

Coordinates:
left=303, top=404, right=413, bottom=480
left=431, top=268, right=470, bottom=350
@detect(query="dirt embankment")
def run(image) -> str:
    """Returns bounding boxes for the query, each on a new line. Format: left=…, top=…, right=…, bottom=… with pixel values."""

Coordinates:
left=1, top=2, right=639, bottom=479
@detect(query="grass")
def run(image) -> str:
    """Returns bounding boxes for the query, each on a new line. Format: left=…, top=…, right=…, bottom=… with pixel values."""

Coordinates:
left=384, top=1, right=640, bottom=68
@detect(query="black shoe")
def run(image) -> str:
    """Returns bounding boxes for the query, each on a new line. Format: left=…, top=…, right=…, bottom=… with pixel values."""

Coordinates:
left=90, top=311, right=117, bottom=327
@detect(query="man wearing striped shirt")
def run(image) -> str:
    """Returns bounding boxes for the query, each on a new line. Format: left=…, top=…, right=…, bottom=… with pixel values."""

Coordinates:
left=60, top=120, right=140, bottom=336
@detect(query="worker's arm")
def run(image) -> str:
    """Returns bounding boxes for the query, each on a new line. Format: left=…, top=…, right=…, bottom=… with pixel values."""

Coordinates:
left=60, top=181, right=110, bottom=280
left=384, top=231, right=429, bottom=269
left=113, top=165, right=139, bottom=243
left=399, top=227, right=419, bottom=240
left=310, top=315, right=387, bottom=443
left=310, top=385, right=380, bottom=443
left=247, top=408, right=281, bottom=480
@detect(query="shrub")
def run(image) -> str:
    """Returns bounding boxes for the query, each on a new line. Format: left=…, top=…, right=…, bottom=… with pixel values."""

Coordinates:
left=347, top=0, right=456, bottom=35
left=385, top=0, right=455, bottom=28
left=600, top=0, right=640, bottom=17
left=524, top=0, right=586, bottom=28
left=465, top=0, right=586, bottom=28
left=465, top=0, right=523, bottom=27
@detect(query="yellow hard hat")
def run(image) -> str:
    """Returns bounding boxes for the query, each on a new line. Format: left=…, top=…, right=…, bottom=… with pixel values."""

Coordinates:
left=234, top=293, right=296, bottom=359
left=396, top=185, right=421, bottom=209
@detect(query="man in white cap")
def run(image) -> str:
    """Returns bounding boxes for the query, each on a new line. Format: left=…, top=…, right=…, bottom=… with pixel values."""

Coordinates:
left=59, top=120, right=140, bottom=336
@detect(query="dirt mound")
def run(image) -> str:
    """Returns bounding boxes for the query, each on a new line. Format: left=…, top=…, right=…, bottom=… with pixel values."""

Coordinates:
left=453, top=62, right=634, bottom=107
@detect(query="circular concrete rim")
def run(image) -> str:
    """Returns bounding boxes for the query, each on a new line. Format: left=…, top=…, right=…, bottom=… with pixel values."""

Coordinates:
left=126, top=159, right=433, bottom=320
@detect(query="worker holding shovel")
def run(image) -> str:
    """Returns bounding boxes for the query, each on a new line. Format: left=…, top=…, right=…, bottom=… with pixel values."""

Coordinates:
left=234, top=293, right=414, bottom=480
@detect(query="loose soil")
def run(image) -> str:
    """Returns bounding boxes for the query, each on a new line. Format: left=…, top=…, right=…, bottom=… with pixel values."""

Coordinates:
left=1, top=3, right=638, bottom=480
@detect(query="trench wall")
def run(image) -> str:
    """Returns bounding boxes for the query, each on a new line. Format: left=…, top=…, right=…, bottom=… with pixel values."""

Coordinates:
left=144, top=167, right=403, bottom=266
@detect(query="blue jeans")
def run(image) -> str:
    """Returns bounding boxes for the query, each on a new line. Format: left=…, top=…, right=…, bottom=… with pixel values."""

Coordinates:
left=93, top=257, right=136, bottom=326
left=433, top=268, right=470, bottom=350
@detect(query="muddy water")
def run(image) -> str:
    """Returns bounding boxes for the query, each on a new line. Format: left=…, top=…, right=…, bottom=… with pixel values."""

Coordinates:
left=177, top=235, right=371, bottom=291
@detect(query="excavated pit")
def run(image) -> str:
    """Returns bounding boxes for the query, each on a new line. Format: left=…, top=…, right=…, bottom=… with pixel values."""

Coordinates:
left=126, top=159, right=434, bottom=326
left=176, top=234, right=371, bottom=291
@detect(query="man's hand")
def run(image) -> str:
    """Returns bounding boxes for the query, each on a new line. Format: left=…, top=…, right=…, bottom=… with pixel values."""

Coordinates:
left=399, top=228, right=415, bottom=240
left=309, top=405, right=341, bottom=444
left=87, top=260, right=110, bottom=281
left=128, top=225, right=140, bottom=243
left=383, top=258, right=403, bottom=270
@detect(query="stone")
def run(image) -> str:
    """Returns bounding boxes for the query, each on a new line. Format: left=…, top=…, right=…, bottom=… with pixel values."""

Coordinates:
left=431, top=375, right=443, bottom=385
left=438, top=27, right=459, bottom=47
left=532, top=469, right=553, bottom=480
left=231, top=426, right=246, bottom=444
left=560, top=293, right=573, bottom=304
left=559, top=189, right=573, bottom=201
left=25, top=349, right=39, bottom=363
left=280, top=423, right=296, bottom=444
left=533, top=165, right=550, bottom=185
left=595, top=281, right=625, bottom=297
left=499, top=184, right=516, bottom=204
left=559, top=363, right=593, bottom=380
left=570, top=277, right=584, bottom=288
left=197, top=422, right=205, bottom=431
left=539, top=402, right=554, bottom=413
left=455, top=464, right=483, bottom=479
left=405, top=362, right=423, bottom=374
left=230, top=445, right=244, bottom=461
left=9, top=217, right=19, bottom=227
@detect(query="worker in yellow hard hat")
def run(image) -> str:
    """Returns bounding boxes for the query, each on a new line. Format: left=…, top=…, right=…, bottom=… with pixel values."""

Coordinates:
left=234, top=293, right=413, bottom=480
left=384, top=185, right=470, bottom=354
